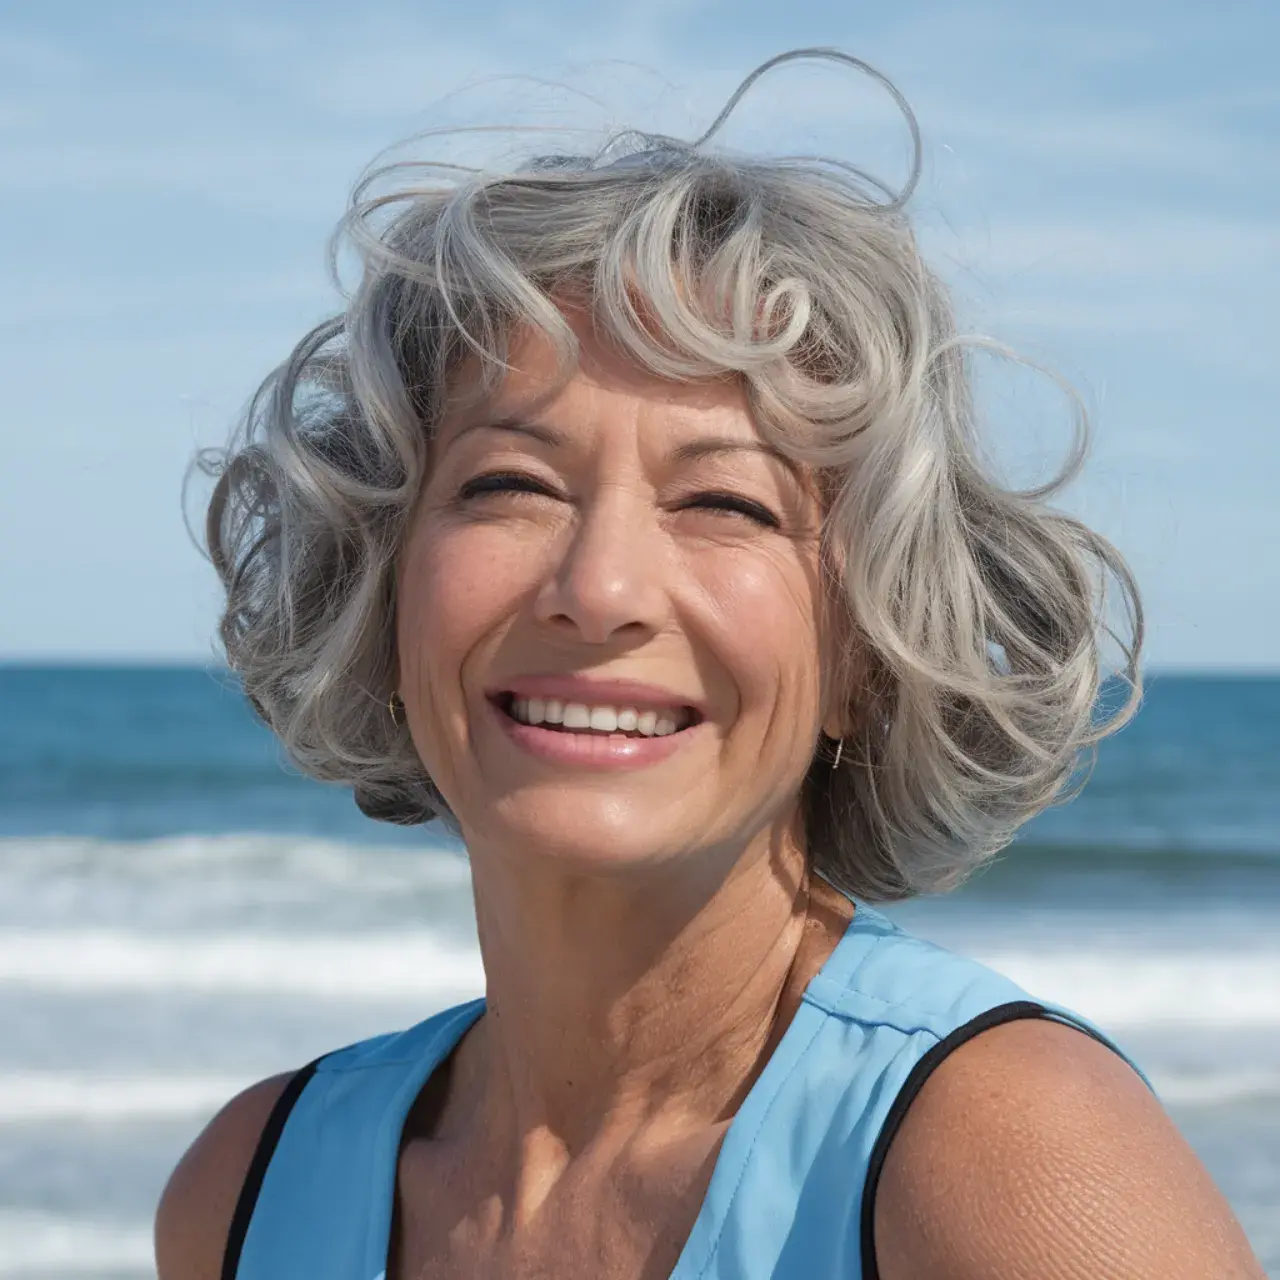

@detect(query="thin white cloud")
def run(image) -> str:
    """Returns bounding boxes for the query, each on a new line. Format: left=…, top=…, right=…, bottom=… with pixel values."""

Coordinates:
left=0, top=27, right=85, bottom=78
left=0, top=265, right=331, bottom=327
left=935, top=216, right=1280, bottom=279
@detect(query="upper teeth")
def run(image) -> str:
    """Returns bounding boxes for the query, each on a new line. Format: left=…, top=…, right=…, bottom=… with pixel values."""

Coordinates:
left=510, top=698, right=687, bottom=737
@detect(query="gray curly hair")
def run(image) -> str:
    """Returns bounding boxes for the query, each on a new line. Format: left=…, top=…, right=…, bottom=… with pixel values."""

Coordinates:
left=201, top=48, right=1142, bottom=902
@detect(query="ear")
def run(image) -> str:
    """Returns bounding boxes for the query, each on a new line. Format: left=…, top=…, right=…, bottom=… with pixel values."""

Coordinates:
left=822, top=628, right=889, bottom=744
left=818, top=586, right=861, bottom=742
left=819, top=643, right=855, bottom=742
left=821, top=712, right=846, bottom=742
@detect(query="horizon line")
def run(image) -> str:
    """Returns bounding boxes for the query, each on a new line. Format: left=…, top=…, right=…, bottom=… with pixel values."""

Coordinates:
left=0, top=657, right=1276, bottom=678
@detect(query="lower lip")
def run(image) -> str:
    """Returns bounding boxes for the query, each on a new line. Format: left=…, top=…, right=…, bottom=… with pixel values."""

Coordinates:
left=490, top=701, right=702, bottom=770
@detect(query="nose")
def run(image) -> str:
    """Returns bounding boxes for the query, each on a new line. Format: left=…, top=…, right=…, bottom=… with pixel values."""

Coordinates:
left=532, top=489, right=671, bottom=645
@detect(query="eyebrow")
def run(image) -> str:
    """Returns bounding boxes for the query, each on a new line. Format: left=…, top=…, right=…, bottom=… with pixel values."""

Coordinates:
left=449, top=416, right=801, bottom=477
left=668, top=436, right=800, bottom=477
left=435, top=416, right=562, bottom=457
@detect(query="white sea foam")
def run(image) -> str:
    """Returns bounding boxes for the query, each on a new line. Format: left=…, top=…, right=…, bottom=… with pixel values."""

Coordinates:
left=976, top=949, right=1280, bottom=1029
left=0, top=1209, right=152, bottom=1274
left=2, top=1061, right=1275, bottom=1129
left=0, top=929, right=484, bottom=999
left=0, top=1071, right=249, bottom=1123
left=2, top=928, right=1279, bottom=1031
left=1149, top=1068, right=1280, bottom=1107
left=0, top=833, right=470, bottom=889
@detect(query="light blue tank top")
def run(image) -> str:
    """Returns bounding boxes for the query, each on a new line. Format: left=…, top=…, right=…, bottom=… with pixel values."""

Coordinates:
left=225, top=902, right=1152, bottom=1279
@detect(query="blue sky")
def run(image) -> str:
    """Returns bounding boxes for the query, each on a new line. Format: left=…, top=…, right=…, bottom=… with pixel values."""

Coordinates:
left=1, top=0, right=1276, bottom=668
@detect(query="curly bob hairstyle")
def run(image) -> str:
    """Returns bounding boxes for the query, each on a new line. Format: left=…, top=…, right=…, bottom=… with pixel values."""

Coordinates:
left=202, top=48, right=1142, bottom=902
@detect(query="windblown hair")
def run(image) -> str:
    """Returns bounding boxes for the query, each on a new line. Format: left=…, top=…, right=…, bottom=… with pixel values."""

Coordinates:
left=202, top=48, right=1142, bottom=901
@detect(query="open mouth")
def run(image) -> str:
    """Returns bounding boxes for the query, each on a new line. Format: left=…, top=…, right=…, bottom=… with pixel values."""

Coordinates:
left=494, top=693, right=701, bottom=739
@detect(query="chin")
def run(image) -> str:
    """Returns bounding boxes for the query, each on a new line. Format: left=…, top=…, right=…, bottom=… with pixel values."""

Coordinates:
left=477, top=791, right=700, bottom=877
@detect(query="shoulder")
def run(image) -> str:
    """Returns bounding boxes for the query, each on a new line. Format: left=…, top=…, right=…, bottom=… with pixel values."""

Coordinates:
left=154, top=1072, right=297, bottom=1280
left=152, top=1012, right=471, bottom=1279
left=872, top=1016, right=1266, bottom=1279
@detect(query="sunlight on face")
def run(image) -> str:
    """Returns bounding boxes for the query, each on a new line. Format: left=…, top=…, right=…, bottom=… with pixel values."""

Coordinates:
left=395, top=311, right=836, bottom=878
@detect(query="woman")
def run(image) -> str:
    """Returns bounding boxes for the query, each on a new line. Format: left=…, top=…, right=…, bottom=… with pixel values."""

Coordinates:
left=156, top=48, right=1266, bottom=1280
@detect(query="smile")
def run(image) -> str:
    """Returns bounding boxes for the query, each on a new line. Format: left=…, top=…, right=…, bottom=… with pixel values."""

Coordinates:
left=503, top=695, right=697, bottom=737
left=490, top=693, right=704, bottom=769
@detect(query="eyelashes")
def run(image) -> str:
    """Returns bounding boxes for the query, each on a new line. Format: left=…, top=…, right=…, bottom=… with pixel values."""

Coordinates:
left=456, top=471, right=781, bottom=529
left=457, top=471, right=555, bottom=501
left=687, top=492, right=782, bottom=528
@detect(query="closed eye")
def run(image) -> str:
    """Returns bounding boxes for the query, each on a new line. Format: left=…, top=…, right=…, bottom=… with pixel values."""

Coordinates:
left=682, top=492, right=781, bottom=528
left=458, top=471, right=559, bottom=501
left=458, top=475, right=780, bottom=528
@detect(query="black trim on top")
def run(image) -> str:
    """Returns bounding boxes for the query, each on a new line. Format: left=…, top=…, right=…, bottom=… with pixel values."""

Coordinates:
left=858, top=999, right=1119, bottom=1280
left=220, top=1057, right=323, bottom=1280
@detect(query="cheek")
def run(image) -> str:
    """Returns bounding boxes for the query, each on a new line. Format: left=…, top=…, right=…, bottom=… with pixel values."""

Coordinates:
left=398, top=517, right=545, bottom=661
left=395, top=521, right=541, bottom=768
left=695, top=546, right=825, bottom=730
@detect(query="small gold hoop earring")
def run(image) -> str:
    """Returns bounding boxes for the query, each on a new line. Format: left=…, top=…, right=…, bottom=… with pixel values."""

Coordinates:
left=388, top=692, right=404, bottom=727
left=831, top=738, right=844, bottom=769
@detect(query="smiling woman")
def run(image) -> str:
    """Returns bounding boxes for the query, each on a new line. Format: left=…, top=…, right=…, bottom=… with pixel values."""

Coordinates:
left=391, top=324, right=838, bottom=880
left=158, top=47, right=1267, bottom=1280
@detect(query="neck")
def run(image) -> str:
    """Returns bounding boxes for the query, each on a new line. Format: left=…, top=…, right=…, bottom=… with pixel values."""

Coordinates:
left=455, top=822, right=835, bottom=1157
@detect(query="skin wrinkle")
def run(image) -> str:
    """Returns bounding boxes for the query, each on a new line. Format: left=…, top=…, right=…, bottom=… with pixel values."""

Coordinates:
left=874, top=1018, right=1268, bottom=1280
left=445, top=415, right=805, bottom=489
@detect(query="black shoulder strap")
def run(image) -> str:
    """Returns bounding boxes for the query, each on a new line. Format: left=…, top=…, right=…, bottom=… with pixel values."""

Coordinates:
left=858, top=1000, right=1120, bottom=1280
left=220, top=1058, right=323, bottom=1280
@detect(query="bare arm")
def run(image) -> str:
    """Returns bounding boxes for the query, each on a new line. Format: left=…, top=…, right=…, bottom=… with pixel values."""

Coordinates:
left=874, top=1018, right=1267, bottom=1279
left=154, top=1074, right=294, bottom=1280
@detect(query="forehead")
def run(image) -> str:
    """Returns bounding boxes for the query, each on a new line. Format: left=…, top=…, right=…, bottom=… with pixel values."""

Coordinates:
left=441, top=310, right=762, bottom=444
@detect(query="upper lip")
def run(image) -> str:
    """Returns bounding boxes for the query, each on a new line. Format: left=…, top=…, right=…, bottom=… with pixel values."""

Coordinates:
left=488, top=675, right=707, bottom=718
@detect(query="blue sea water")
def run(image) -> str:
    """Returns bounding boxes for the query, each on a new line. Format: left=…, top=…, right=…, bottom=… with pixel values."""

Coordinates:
left=0, top=665, right=1277, bottom=1276
left=4, top=665, right=1279, bottom=857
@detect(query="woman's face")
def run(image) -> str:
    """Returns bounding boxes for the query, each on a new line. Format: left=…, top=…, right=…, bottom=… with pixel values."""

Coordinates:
left=396, top=312, right=836, bottom=878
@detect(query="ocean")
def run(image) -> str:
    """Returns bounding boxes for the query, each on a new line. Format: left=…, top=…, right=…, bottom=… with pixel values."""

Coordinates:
left=0, top=665, right=1277, bottom=1276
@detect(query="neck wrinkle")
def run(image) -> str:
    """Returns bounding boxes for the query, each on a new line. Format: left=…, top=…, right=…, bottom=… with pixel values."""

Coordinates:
left=461, top=823, right=816, bottom=1163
